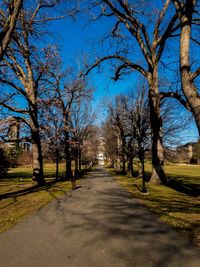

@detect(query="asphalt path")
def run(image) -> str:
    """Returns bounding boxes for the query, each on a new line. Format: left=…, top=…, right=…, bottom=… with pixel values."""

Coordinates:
left=0, top=167, right=200, bottom=267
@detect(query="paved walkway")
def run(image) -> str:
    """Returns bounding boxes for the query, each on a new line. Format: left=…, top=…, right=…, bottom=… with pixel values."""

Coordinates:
left=0, top=168, right=200, bottom=267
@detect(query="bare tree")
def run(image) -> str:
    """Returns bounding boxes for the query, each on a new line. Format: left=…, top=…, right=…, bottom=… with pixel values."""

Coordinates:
left=107, top=95, right=128, bottom=173
left=102, top=119, right=119, bottom=168
left=81, top=125, right=100, bottom=167
left=70, top=94, right=95, bottom=174
left=125, top=87, right=151, bottom=192
left=81, top=0, right=181, bottom=184
left=51, top=69, right=92, bottom=179
left=41, top=104, right=64, bottom=180
left=0, top=2, right=63, bottom=185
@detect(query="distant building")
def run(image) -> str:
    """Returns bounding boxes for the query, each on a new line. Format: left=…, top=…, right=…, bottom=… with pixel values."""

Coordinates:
left=0, top=117, right=31, bottom=154
left=96, top=136, right=106, bottom=165
left=176, top=141, right=200, bottom=164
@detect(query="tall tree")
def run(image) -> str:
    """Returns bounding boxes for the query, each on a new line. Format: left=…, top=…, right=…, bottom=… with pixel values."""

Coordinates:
left=51, top=69, right=92, bottom=178
left=107, top=96, right=128, bottom=174
left=0, top=1, right=62, bottom=185
left=83, top=0, right=180, bottom=184
left=70, top=95, right=95, bottom=174
left=172, top=0, right=200, bottom=135
left=102, top=120, right=119, bottom=168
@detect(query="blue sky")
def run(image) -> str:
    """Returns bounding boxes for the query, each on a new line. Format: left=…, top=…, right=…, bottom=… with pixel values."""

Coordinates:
left=48, top=16, right=136, bottom=97
left=46, top=15, right=200, bottom=143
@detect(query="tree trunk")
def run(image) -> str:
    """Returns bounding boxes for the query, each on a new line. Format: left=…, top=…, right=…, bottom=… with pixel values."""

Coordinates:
left=127, top=139, right=134, bottom=177
left=78, top=148, right=82, bottom=172
left=139, top=149, right=147, bottom=193
left=32, top=129, right=45, bottom=185
left=75, top=157, right=78, bottom=174
left=179, top=1, right=200, bottom=136
left=148, top=67, right=167, bottom=185
left=122, top=156, right=126, bottom=174
left=127, top=155, right=134, bottom=177
left=55, top=152, right=59, bottom=181
left=65, top=130, right=71, bottom=179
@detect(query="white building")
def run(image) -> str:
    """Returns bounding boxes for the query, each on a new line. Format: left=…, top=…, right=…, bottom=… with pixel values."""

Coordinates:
left=96, top=136, right=106, bottom=165
left=97, top=152, right=106, bottom=165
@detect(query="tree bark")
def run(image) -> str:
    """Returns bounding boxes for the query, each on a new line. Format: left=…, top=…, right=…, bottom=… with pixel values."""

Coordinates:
left=127, top=155, right=134, bottom=177
left=138, top=148, right=147, bottom=193
left=148, top=66, right=167, bottom=185
left=179, top=0, right=200, bottom=136
left=127, top=140, right=134, bottom=177
left=122, top=157, right=126, bottom=174
left=65, top=130, right=71, bottom=179
left=55, top=151, right=59, bottom=181
left=32, top=129, right=45, bottom=185
left=78, top=147, right=82, bottom=172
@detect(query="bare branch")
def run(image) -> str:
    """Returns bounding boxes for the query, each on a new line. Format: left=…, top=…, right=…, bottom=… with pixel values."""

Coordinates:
left=0, top=99, right=29, bottom=114
left=103, top=0, right=152, bottom=65
left=160, top=91, right=191, bottom=111
left=190, top=67, right=200, bottom=81
left=154, top=0, right=171, bottom=40
left=84, top=54, right=149, bottom=78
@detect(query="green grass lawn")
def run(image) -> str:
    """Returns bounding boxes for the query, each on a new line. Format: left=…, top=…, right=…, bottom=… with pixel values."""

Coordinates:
left=0, top=163, right=79, bottom=233
left=109, top=163, right=200, bottom=248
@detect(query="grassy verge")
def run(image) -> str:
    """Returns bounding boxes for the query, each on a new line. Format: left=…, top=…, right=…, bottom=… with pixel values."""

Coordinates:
left=0, top=163, right=82, bottom=233
left=108, top=166, right=200, bottom=248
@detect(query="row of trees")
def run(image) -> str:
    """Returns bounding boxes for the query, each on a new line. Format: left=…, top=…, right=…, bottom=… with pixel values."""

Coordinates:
left=79, top=0, right=200, bottom=184
left=102, top=82, right=191, bottom=191
left=103, top=86, right=150, bottom=192
left=0, top=1, right=199, bottom=186
left=0, top=1, right=98, bottom=184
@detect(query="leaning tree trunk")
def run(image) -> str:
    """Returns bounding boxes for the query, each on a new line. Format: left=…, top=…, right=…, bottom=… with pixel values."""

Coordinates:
left=32, top=128, right=45, bottom=185
left=179, top=4, right=200, bottom=136
left=148, top=67, right=167, bottom=185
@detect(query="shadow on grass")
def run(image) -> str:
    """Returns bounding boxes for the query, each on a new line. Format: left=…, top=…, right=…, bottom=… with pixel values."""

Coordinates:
left=145, top=170, right=200, bottom=197
left=112, top=169, right=200, bottom=197
left=0, top=169, right=88, bottom=200
left=167, top=176, right=200, bottom=197
left=0, top=180, right=65, bottom=200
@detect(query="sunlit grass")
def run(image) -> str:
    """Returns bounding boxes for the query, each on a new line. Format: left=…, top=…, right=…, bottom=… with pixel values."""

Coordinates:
left=109, top=164, right=200, bottom=248
left=0, top=163, right=79, bottom=233
left=0, top=180, right=72, bottom=233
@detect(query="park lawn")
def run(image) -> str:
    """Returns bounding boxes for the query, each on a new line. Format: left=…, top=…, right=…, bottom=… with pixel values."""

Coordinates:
left=144, top=161, right=200, bottom=183
left=0, top=163, right=78, bottom=233
left=109, top=164, right=200, bottom=248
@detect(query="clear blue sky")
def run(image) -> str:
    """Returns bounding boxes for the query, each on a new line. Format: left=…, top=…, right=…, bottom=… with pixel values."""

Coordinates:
left=46, top=9, right=199, bottom=144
